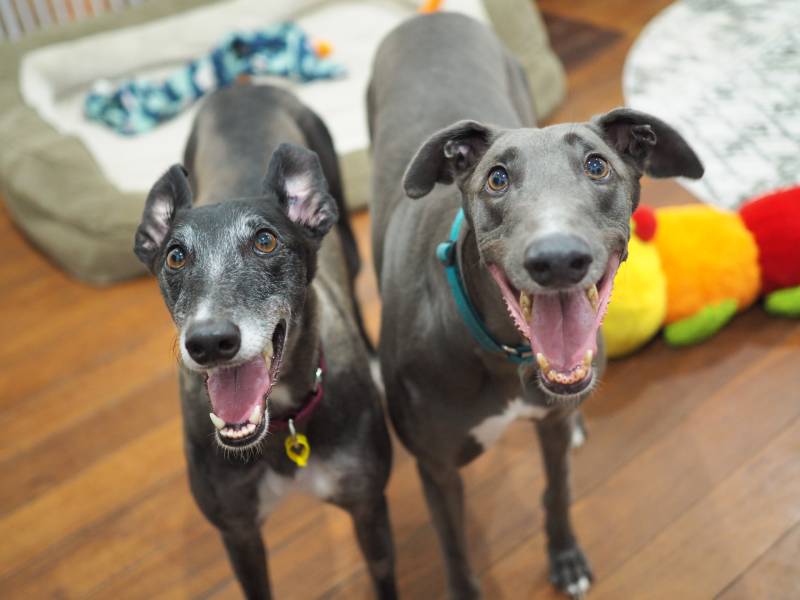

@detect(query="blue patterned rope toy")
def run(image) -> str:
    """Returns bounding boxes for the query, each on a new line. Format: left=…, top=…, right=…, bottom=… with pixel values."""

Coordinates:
left=84, top=22, right=344, bottom=136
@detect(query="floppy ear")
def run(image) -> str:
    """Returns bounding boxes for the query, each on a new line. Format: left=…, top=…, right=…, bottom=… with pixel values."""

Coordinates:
left=263, top=143, right=338, bottom=239
left=403, top=120, right=496, bottom=199
left=594, top=108, right=704, bottom=179
left=134, top=164, right=193, bottom=272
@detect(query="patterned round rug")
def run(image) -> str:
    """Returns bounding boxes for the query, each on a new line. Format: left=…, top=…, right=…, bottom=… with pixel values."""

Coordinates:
left=624, top=0, right=800, bottom=209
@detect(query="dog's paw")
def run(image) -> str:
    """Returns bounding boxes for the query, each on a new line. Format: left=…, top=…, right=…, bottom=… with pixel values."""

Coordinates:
left=549, top=545, right=593, bottom=599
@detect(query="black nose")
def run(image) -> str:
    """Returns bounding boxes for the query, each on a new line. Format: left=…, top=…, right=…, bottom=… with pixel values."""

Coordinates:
left=184, top=320, right=241, bottom=365
left=524, top=234, right=593, bottom=287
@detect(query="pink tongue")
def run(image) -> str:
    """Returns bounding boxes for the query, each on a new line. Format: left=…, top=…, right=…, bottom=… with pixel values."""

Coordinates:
left=207, top=357, right=271, bottom=423
left=530, top=290, right=596, bottom=371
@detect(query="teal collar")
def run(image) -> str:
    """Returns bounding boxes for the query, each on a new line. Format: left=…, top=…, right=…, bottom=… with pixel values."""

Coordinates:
left=436, top=209, right=533, bottom=364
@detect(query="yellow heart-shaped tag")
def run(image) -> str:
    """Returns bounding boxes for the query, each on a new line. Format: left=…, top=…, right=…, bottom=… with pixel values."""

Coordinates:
left=285, top=433, right=311, bottom=468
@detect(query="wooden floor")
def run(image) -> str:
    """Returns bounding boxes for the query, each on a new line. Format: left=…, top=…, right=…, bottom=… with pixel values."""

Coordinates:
left=1, top=2, right=799, bottom=598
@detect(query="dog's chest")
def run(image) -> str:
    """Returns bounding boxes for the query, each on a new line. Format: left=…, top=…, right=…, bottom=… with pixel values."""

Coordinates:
left=256, top=453, right=353, bottom=520
left=469, top=397, right=550, bottom=449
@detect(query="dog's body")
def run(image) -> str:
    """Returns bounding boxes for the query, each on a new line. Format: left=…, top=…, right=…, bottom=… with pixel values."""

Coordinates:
left=368, top=13, right=702, bottom=598
left=135, top=84, right=396, bottom=600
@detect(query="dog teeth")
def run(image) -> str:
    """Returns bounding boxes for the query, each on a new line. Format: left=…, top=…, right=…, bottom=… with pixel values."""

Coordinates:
left=583, top=350, right=594, bottom=368
left=219, top=422, right=258, bottom=439
left=545, top=365, right=588, bottom=385
left=536, top=353, right=550, bottom=373
left=249, top=404, right=262, bottom=425
left=519, top=291, right=533, bottom=322
left=209, top=412, right=225, bottom=430
left=586, top=285, right=599, bottom=313
left=263, top=340, right=274, bottom=361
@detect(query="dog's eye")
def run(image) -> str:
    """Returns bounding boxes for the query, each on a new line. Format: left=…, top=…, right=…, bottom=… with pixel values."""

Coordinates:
left=584, top=155, right=610, bottom=180
left=166, top=246, right=186, bottom=270
left=486, top=167, right=509, bottom=192
left=254, top=229, right=278, bottom=254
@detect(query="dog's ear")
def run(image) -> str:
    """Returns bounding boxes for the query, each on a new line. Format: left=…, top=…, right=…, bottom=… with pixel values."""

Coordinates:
left=593, top=108, right=704, bottom=179
left=263, top=143, right=338, bottom=239
left=403, top=120, right=496, bottom=199
left=134, top=164, right=193, bottom=272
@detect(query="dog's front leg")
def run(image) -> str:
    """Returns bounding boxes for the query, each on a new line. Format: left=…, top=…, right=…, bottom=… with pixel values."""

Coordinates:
left=417, top=459, right=481, bottom=600
left=340, top=494, right=398, bottom=600
left=535, top=412, right=593, bottom=599
left=220, top=527, right=272, bottom=600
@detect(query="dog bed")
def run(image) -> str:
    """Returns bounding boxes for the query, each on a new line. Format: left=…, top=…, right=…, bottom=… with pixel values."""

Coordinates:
left=0, top=0, right=565, bottom=284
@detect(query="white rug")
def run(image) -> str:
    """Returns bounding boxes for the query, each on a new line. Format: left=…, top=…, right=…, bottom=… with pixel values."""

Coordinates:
left=624, top=0, right=800, bottom=209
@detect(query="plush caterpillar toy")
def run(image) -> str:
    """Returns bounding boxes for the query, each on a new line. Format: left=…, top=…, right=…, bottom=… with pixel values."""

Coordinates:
left=603, top=186, right=800, bottom=358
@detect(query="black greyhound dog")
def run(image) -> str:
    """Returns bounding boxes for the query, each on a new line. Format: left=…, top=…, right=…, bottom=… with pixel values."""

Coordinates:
left=367, top=13, right=703, bottom=599
left=134, top=84, right=397, bottom=599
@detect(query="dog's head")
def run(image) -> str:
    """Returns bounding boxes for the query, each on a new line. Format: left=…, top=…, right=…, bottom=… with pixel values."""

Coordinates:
left=403, top=108, right=703, bottom=400
left=134, top=144, right=338, bottom=450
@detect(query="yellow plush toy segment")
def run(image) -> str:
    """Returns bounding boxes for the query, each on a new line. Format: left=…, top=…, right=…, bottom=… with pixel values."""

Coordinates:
left=654, top=206, right=760, bottom=324
left=603, top=234, right=667, bottom=357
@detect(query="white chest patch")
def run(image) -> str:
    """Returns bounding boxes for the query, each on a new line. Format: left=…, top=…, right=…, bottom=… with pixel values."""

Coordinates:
left=470, top=398, right=550, bottom=449
left=256, top=453, right=355, bottom=521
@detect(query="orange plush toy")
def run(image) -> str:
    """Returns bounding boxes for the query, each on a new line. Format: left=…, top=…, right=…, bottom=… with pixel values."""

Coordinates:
left=603, top=186, right=800, bottom=357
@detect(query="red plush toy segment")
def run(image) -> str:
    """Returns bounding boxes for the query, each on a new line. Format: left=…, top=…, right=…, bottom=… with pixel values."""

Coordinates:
left=632, top=205, right=657, bottom=241
left=739, top=186, right=800, bottom=294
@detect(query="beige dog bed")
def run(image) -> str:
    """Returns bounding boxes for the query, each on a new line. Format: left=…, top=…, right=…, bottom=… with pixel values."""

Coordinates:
left=0, top=0, right=564, bottom=284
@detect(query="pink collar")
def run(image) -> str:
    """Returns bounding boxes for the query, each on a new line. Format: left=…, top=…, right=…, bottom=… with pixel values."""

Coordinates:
left=268, top=349, right=325, bottom=432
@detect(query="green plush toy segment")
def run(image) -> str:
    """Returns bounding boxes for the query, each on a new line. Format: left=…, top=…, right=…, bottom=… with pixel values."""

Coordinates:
left=764, top=285, right=800, bottom=317
left=664, top=298, right=738, bottom=346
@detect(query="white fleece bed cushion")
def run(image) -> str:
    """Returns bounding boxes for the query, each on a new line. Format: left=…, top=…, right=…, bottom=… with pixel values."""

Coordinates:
left=19, top=0, right=488, bottom=195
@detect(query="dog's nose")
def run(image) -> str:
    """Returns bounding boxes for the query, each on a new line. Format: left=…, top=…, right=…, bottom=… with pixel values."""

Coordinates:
left=524, top=234, right=593, bottom=287
left=184, top=320, right=241, bottom=365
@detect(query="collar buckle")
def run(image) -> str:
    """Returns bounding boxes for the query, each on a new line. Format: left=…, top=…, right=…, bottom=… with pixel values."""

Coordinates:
left=314, top=366, right=323, bottom=391
left=501, top=344, right=533, bottom=358
left=436, top=241, right=456, bottom=266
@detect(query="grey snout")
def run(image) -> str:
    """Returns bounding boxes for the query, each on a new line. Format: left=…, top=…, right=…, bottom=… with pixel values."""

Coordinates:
left=185, top=320, right=241, bottom=366
left=524, top=234, right=593, bottom=288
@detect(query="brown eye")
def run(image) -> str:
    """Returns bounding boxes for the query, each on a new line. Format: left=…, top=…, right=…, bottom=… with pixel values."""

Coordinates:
left=254, top=229, right=278, bottom=254
left=584, top=154, right=610, bottom=180
left=166, top=246, right=186, bottom=270
left=486, top=166, right=509, bottom=192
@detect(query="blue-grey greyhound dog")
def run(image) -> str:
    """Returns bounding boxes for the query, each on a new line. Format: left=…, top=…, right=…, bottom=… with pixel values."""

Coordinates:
left=134, top=84, right=397, bottom=599
left=367, top=13, right=703, bottom=599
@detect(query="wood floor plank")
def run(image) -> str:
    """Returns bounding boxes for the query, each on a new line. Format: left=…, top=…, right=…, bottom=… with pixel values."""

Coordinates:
left=0, top=417, right=184, bottom=579
left=717, top=521, right=800, bottom=600
left=542, top=12, right=623, bottom=71
left=593, top=417, right=800, bottom=599
left=0, top=323, right=171, bottom=412
left=0, top=371, right=177, bottom=514
left=0, top=279, right=157, bottom=361
left=0, top=330, right=176, bottom=463
left=540, top=0, right=671, bottom=33
left=352, top=210, right=381, bottom=343
left=2, top=473, right=191, bottom=598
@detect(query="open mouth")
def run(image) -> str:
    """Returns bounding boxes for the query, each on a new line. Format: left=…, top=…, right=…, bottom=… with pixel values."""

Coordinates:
left=205, top=320, right=286, bottom=448
left=488, top=256, right=620, bottom=398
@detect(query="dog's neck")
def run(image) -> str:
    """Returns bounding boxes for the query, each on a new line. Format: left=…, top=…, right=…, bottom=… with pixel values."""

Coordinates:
left=459, top=226, right=529, bottom=356
left=266, top=285, right=323, bottom=417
